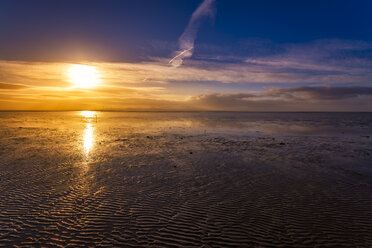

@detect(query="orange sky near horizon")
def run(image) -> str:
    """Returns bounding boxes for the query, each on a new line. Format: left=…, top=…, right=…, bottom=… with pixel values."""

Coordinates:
left=1, top=59, right=372, bottom=112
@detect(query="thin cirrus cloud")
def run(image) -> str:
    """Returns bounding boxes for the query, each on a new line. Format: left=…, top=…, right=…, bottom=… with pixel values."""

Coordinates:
left=106, top=39, right=372, bottom=84
left=169, top=0, right=215, bottom=67
left=1, top=39, right=372, bottom=88
left=244, top=39, right=372, bottom=73
left=0, top=82, right=29, bottom=90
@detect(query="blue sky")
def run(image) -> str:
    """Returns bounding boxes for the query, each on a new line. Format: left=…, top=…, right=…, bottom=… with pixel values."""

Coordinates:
left=1, top=0, right=371, bottom=61
left=0, top=0, right=372, bottom=110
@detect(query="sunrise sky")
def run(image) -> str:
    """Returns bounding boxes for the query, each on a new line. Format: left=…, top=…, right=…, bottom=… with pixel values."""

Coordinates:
left=1, top=0, right=372, bottom=111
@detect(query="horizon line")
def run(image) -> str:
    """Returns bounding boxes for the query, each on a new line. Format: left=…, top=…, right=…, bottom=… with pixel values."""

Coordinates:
left=1, top=110, right=371, bottom=113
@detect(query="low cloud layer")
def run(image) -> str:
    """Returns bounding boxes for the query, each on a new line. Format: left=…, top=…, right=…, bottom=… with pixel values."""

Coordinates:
left=1, top=78, right=372, bottom=111
left=189, top=86, right=372, bottom=111
left=265, top=86, right=372, bottom=100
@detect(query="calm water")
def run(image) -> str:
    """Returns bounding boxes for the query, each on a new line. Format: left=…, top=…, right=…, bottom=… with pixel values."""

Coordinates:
left=1, top=111, right=372, bottom=136
left=1, top=111, right=371, bottom=160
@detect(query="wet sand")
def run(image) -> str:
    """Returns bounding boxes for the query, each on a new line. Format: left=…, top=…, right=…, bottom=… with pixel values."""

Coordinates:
left=0, top=112, right=371, bottom=247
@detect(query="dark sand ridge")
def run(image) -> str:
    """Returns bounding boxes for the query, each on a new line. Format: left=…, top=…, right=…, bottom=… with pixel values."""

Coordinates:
left=0, top=112, right=371, bottom=247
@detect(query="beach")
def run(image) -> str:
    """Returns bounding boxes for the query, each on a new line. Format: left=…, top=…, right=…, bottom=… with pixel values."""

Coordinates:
left=0, top=111, right=371, bottom=247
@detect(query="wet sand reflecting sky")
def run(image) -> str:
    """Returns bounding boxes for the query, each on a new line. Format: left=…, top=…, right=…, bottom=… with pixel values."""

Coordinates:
left=0, top=112, right=371, bottom=247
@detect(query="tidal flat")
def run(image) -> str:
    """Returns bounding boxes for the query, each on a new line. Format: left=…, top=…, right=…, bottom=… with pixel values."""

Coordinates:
left=0, top=112, right=371, bottom=247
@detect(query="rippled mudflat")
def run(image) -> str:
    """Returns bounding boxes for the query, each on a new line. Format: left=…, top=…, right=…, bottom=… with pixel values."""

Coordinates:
left=0, top=111, right=371, bottom=247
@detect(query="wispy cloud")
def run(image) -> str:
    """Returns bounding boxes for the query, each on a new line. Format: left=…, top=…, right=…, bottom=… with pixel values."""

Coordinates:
left=1, top=40, right=372, bottom=91
left=1, top=38, right=372, bottom=110
left=0, top=82, right=29, bottom=90
left=169, top=0, right=215, bottom=67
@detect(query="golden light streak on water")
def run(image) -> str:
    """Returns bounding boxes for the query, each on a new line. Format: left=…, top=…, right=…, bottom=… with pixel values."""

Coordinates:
left=83, top=123, right=94, bottom=155
left=80, top=111, right=96, bottom=155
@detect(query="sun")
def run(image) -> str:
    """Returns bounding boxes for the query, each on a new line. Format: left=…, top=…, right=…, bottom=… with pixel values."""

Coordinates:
left=68, top=64, right=100, bottom=88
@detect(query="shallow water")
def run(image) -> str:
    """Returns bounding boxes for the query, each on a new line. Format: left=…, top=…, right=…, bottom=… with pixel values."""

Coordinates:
left=0, top=111, right=371, bottom=247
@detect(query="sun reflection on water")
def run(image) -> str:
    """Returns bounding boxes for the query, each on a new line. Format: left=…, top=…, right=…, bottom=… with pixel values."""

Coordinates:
left=81, top=111, right=95, bottom=118
left=84, top=123, right=94, bottom=155
left=80, top=111, right=96, bottom=155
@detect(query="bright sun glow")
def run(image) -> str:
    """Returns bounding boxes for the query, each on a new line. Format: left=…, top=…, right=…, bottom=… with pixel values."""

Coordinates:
left=68, top=64, right=100, bottom=88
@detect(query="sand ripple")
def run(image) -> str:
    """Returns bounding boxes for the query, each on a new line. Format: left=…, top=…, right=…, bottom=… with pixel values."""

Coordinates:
left=0, top=113, right=371, bottom=247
